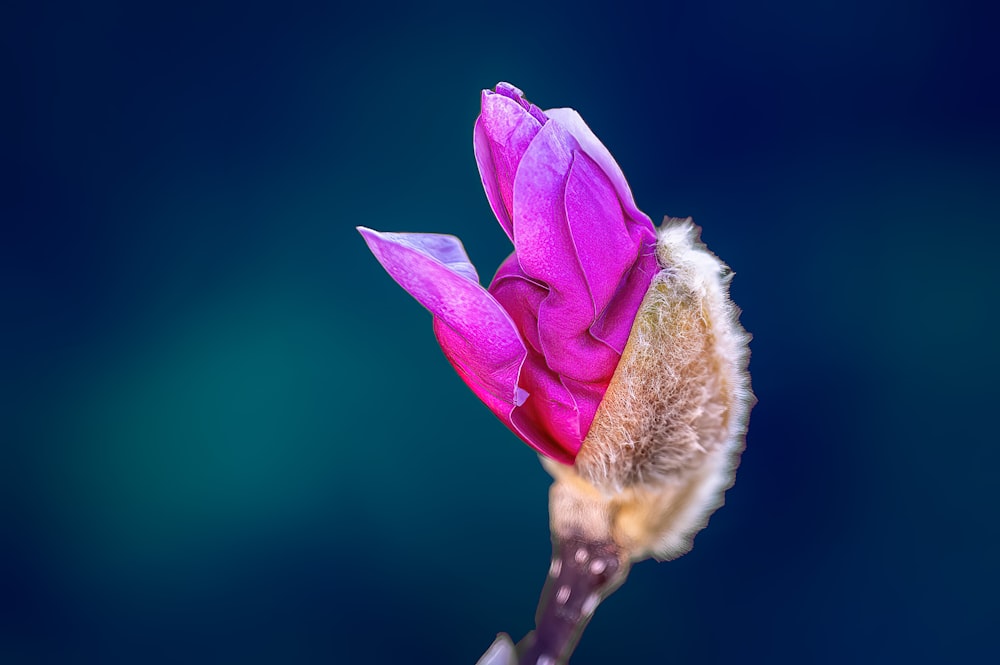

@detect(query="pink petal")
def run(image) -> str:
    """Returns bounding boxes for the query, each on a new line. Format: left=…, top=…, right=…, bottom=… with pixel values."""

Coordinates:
left=494, top=82, right=549, bottom=124
left=357, top=227, right=524, bottom=406
left=473, top=89, right=546, bottom=243
left=440, top=318, right=577, bottom=464
left=358, top=226, right=575, bottom=462
left=510, top=120, right=630, bottom=383
left=589, top=241, right=660, bottom=354
left=490, top=253, right=584, bottom=455
left=489, top=244, right=643, bottom=459
left=545, top=107, right=656, bottom=234
left=510, top=360, right=582, bottom=463
left=489, top=252, right=546, bottom=354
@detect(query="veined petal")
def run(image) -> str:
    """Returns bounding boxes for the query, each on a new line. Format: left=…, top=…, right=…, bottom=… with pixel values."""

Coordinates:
left=489, top=252, right=546, bottom=354
left=473, top=117, right=512, bottom=242
left=440, top=317, right=577, bottom=464
left=510, top=120, right=628, bottom=384
left=562, top=149, right=639, bottom=315
left=510, top=360, right=581, bottom=463
left=474, top=89, right=547, bottom=242
left=489, top=253, right=584, bottom=458
left=494, top=82, right=548, bottom=124
left=545, top=107, right=656, bottom=235
left=357, top=226, right=524, bottom=406
left=590, top=240, right=661, bottom=354
left=545, top=108, right=661, bottom=354
left=358, top=226, right=576, bottom=462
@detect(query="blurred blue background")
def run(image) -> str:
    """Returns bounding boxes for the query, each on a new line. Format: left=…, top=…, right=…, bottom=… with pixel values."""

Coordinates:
left=4, top=0, right=998, bottom=663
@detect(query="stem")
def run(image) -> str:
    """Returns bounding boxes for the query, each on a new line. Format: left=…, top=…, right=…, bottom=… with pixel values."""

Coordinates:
left=516, top=534, right=630, bottom=665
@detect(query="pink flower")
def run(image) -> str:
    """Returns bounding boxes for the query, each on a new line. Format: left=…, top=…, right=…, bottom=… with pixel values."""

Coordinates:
left=358, top=83, right=659, bottom=464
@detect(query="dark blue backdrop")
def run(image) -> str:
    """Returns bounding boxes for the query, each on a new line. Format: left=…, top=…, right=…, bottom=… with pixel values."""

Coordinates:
left=4, top=1, right=998, bottom=663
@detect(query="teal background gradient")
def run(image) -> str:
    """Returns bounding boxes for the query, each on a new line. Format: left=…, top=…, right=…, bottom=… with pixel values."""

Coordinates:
left=4, top=0, right=998, bottom=663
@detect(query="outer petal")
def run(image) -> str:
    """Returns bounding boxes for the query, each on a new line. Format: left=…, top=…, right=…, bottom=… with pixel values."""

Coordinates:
left=545, top=107, right=656, bottom=235
left=490, top=254, right=585, bottom=456
left=493, top=81, right=549, bottom=124
left=439, top=321, right=576, bottom=465
left=511, top=119, right=635, bottom=383
left=358, top=226, right=525, bottom=404
left=543, top=106, right=662, bottom=355
left=489, top=252, right=547, bottom=354
left=357, top=226, right=574, bottom=462
left=473, top=88, right=547, bottom=242
left=590, top=239, right=660, bottom=354
left=488, top=249, right=639, bottom=459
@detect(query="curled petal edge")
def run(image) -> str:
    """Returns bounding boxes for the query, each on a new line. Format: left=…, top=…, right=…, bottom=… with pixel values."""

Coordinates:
left=545, top=107, right=656, bottom=235
left=357, top=226, right=575, bottom=463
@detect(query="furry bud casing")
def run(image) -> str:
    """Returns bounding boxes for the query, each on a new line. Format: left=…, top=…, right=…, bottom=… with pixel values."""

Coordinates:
left=544, top=218, right=754, bottom=563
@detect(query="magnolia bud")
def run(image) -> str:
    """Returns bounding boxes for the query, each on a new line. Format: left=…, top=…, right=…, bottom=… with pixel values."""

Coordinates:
left=360, top=82, right=754, bottom=665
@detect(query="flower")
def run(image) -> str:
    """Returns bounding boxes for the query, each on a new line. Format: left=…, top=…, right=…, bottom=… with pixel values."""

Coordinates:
left=360, top=83, right=754, bottom=664
left=358, top=82, right=659, bottom=464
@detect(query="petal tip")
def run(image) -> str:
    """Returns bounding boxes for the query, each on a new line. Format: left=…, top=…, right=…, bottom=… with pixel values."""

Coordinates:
left=514, top=387, right=529, bottom=407
left=493, top=81, right=524, bottom=98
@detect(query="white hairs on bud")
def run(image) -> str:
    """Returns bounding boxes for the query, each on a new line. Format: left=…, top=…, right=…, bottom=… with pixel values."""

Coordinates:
left=547, top=218, right=754, bottom=562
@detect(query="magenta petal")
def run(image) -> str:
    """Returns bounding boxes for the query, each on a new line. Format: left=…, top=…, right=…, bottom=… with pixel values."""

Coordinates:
left=564, top=152, right=661, bottom=355
left=439, top=317, right=576, bottom=464
left=562, top=149, right=638, bottom=314
left=545, top=107, right=656, bottom=235
left=545, top=109, right=660, bottom=354
left=510, top=120, right=626, bottom=383
left=357, top=226, right=575, bottom=461
left=474, top=90, right=546, bottom=242
left=556, top=376, right=606, bottom=449
left=511, top=364, right=581, bottom=463
left=494, top=82, right=549, bottom=124
left=473, top=117, right=512, bottom=242
left=490, top=253, right=589, bottom=457
left=590, top=241, right=660, bottom=354
left=357, top=226, right=524, bottom=403
left=489, top=252, right=546, bottom=353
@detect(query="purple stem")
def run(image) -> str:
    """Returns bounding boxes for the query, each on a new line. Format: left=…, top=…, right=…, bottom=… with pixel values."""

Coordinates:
left=516, top=535, right=630, bottom=665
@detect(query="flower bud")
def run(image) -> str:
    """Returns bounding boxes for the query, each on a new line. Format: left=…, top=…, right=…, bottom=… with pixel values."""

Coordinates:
left=359, top=82, right=754, bottom=664
left=359, top=83, right=752, bottom=562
